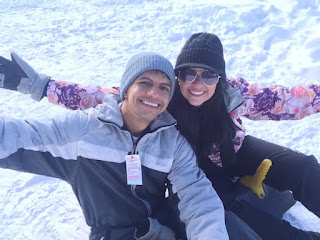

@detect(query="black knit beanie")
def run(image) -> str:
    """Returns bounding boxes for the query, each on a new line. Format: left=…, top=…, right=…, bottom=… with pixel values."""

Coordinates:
left=175, top=33, right=226, bottom=80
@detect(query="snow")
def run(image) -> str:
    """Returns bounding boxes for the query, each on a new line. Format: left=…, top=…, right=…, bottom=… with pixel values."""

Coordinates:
left=0, top=0, right=320, bottom=239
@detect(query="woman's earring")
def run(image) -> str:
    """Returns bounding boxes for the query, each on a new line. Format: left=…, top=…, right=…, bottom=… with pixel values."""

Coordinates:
left=176, top=77, right=181, bottom=86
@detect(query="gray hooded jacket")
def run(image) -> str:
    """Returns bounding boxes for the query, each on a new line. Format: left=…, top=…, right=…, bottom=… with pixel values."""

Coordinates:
left=0, top=93, right=228, bottom=240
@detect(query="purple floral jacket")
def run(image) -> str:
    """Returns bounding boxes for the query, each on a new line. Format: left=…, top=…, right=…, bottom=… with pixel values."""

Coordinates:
left=46, top=78, right=320, bottom=167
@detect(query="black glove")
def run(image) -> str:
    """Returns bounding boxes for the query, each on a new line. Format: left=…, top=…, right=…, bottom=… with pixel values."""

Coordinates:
left=0, top=52, right=50, bottom=101
left=0, top=55, right=27, bottom=90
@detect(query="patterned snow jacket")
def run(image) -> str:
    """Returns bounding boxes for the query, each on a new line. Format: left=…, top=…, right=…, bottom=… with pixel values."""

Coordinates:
left=44, top=77, right=320, bottom=167
left=0, top=93, right=228, bottom=240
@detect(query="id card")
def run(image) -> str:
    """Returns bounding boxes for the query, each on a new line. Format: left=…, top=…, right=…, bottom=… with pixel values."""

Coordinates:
left=125, top=154, right=142, bottom=185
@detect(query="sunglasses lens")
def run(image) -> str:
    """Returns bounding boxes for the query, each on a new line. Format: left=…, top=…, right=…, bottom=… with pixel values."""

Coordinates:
left=201, top=71, right=220, bottom=86
left=179, top=69, right=220, bottom=86
left=179, top=69, right=197, bottom=83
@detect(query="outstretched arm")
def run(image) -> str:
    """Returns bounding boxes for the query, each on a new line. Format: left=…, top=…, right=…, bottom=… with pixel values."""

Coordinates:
left=0, top=111, right=85, bottom=181
left=46, top=79, right=119, bottom=110
left=0, top=52, right=50, bottom=101
left=229, top=77, right=320, bottom=120
left=0, top=52, right=119, bottom=110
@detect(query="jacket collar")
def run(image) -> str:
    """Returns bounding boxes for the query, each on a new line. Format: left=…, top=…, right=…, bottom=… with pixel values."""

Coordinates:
left=221, top=80, right=244, bottom=113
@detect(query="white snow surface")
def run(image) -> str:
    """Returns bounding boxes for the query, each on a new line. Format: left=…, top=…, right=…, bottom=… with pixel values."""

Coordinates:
left=0, top=0, right=320, bottom=239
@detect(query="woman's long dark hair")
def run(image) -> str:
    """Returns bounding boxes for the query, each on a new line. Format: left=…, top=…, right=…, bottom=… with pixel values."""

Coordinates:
left=167, top=79, right=236, bottom=169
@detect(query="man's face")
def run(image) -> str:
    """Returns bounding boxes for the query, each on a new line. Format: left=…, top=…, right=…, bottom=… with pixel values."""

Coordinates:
left=122, top=70, right=171, bottom=127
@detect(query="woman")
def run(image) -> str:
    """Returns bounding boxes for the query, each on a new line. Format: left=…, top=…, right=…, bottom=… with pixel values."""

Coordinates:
left=171, top=32, right=320, bottom=215
left=1, top=33, right=320, bottom=239
left=167, top=32, right=320, bottom=239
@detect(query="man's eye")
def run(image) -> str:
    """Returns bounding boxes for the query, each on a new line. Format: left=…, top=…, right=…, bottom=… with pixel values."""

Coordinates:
left=140, top=81, right=150, bottom=86
left=160, top=86, right=170, bottom=92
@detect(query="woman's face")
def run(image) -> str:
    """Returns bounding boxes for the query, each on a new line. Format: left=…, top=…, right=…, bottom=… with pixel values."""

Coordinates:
left=178, top=68, right=219, bottom=107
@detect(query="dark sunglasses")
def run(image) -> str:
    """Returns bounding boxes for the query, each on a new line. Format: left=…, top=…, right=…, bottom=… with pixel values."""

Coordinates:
left=178, top=68, right=220, bottom=86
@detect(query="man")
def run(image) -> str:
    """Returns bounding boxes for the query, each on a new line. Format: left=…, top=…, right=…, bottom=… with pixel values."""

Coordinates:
left=0, top=52, right=231, bottom=239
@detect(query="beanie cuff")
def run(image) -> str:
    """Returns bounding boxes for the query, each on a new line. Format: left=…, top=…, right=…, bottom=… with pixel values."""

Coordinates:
left=175, top=48, right=225, bottom=74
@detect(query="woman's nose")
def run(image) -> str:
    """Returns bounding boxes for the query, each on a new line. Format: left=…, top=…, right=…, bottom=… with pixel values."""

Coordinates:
left=192, top=73, right=203, bottom=85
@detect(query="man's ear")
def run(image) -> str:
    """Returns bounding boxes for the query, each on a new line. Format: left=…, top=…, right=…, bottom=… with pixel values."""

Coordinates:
left=124, top=92, right=128, bottom=99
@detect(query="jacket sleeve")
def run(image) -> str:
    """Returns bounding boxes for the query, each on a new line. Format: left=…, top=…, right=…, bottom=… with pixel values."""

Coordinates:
left=167, top=134, right=229, bottom=240
left=46, top=79, right=120, bottom=110
left=229, top=77, right=320, bottom=120
left=0, top=111, right=86, bottom=182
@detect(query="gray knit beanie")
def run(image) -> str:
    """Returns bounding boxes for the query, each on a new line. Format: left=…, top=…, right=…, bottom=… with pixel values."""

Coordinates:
left=120, top=52, right=175, bottom=101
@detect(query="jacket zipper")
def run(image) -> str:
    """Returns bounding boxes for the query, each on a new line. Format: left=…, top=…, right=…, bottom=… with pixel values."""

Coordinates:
left=129, top=144, right=152, bottom=216
left=131, top=185, right=152, bottom=216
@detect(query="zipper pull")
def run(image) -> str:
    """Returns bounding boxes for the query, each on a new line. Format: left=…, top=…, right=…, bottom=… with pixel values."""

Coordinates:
left=131, top=145, right=136, bottom=155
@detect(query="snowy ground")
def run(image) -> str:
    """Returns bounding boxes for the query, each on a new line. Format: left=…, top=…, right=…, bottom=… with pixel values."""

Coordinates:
left=0, top=0, right=320, bottom=239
